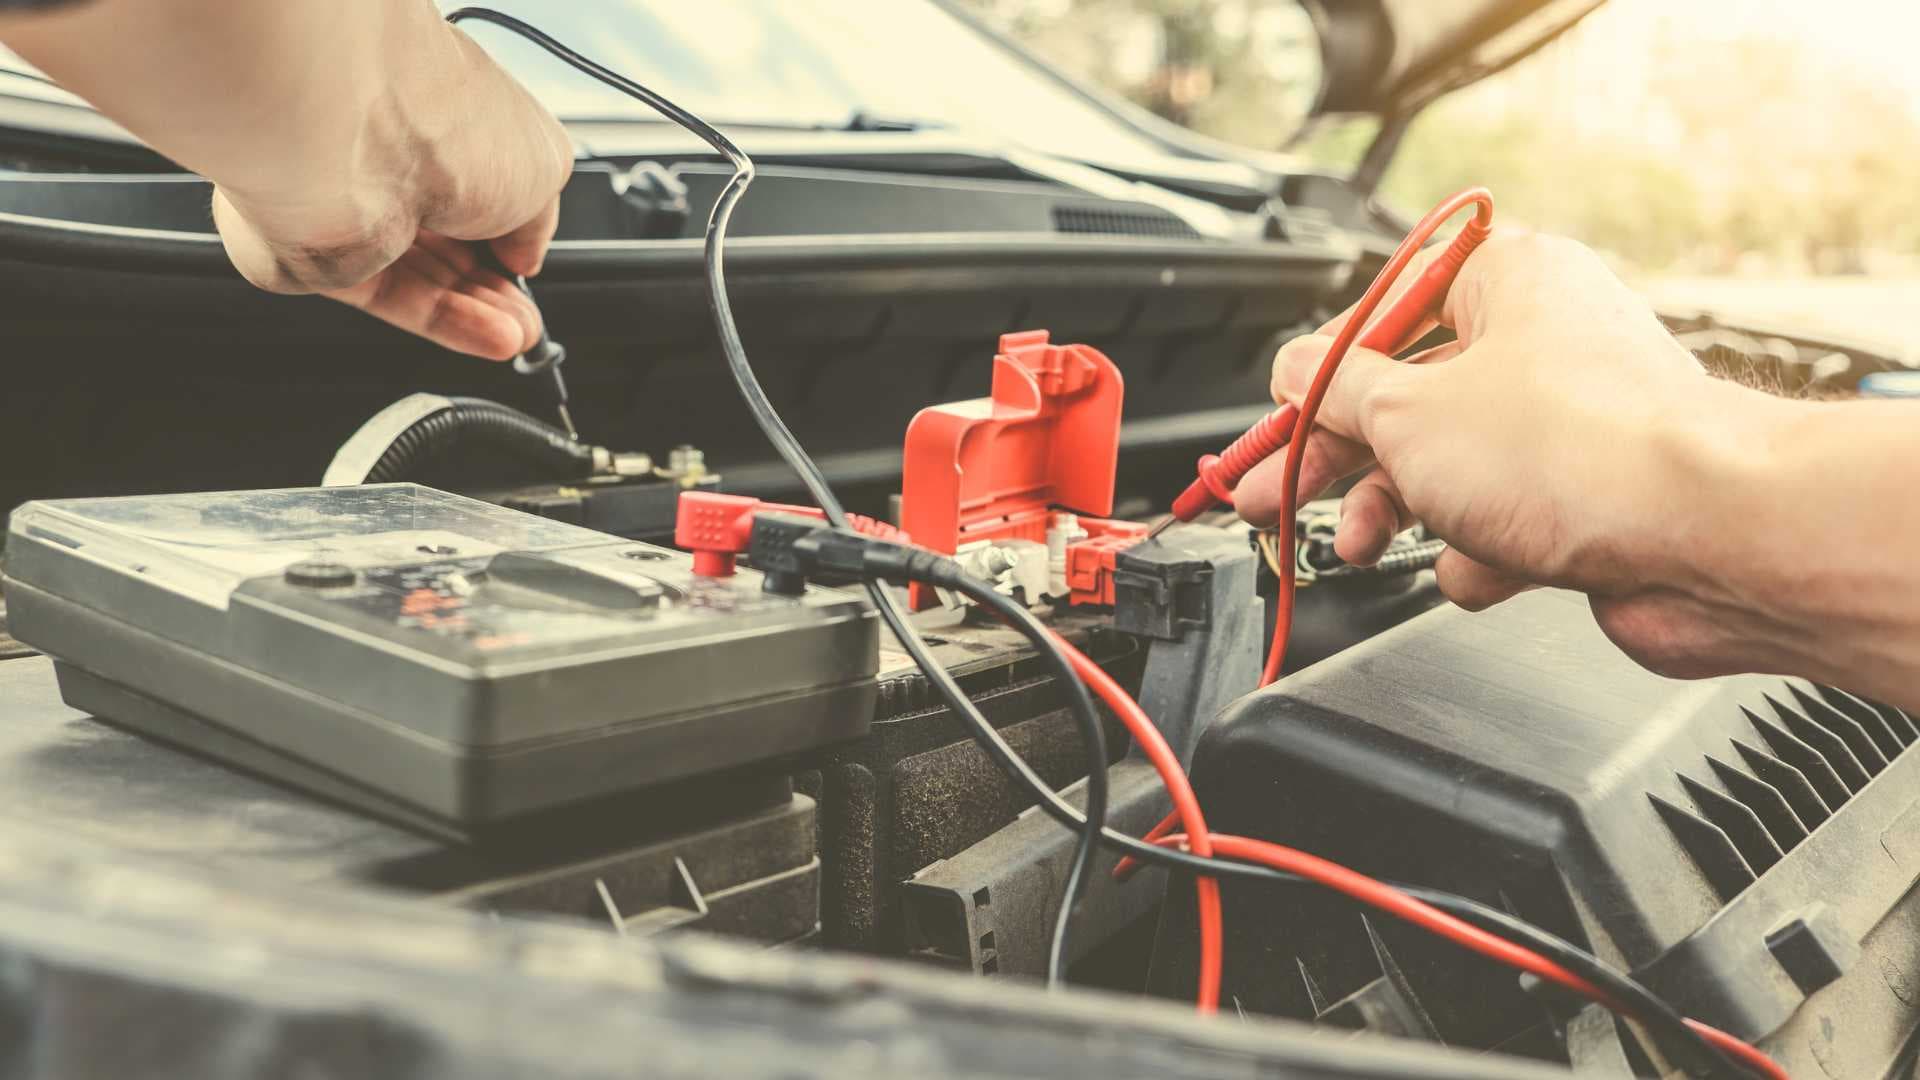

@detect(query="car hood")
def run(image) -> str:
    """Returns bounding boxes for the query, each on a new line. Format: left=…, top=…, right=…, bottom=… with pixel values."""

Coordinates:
left=1311, top=0, right=1607, bottom=116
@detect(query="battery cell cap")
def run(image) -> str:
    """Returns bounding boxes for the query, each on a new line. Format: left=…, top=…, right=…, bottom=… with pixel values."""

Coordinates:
left=284, top=561, right=357, bottom=588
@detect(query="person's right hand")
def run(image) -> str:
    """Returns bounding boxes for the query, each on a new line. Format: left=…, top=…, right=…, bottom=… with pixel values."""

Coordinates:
left=1234, top=231, right=1798, bottom=681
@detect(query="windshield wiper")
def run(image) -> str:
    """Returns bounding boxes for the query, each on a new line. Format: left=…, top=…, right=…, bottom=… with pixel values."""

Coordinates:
left=560, top=109, right=942, bottom=135
left=837, top=111, right=942, bottom=133
left=0, top=65, right=66, bottom=93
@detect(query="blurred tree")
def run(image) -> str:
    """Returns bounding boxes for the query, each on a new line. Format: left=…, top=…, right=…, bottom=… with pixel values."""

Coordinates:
left=1351, top=101, right=1704, bottom=270
left=962, top=0, right=1920, bottom=273
left=960, top=0, right=1320, bottom=145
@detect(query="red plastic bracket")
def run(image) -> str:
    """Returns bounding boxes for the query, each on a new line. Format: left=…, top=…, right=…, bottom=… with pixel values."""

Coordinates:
left=681, top=331, right=1144, bottom=603
left=1062, top=528, right=1147, bottom=607
left=900, top=330, right=1137, bottom=609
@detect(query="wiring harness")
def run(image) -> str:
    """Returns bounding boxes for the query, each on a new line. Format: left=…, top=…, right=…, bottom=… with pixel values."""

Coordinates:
left=444, top=9, right=1788, bottom=1077
left=753, top=517, right=1782, bottom=1080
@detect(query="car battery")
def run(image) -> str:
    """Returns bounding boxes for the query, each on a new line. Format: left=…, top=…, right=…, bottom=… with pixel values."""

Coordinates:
left=798, top=612, right=1145, bottom=953
left=0, top=652, right=822, bottom=944
left=1, top=484, right=877, bottom=838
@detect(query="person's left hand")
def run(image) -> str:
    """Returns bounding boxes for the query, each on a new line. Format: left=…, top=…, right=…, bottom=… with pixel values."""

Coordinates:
left=208, top=28, right=574, bottom=361
left=1, top=0, right=573, bottom=359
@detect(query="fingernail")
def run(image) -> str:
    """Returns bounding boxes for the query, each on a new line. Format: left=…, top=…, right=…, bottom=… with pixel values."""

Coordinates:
left=513, top=293, right=540, bottom=350
left=481, top=314, right=520, bottom=362
left=1333, top=510, right=1388, bottom=566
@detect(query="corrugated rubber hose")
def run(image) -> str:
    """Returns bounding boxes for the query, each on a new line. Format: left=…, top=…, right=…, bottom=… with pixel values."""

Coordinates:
left=359, top=397, right=596, bottom=484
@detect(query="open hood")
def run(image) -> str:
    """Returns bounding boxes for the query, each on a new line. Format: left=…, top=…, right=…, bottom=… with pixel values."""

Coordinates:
left=1308, top=0, right=1607, bottom=117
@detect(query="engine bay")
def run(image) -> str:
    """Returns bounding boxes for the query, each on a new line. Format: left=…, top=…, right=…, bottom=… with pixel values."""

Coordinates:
left=0, top=9, right=1917, bottom=1080
left=3, top=312, right=1916, bottom=1079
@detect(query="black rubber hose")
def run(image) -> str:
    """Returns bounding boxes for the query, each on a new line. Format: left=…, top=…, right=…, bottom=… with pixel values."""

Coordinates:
left=362, top=397, right=595, bottom=484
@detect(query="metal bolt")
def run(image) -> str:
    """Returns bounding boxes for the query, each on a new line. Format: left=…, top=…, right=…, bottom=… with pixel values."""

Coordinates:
left=665, top=445, right=708, bottom=489
left=611, top=452, right=654, bottom=477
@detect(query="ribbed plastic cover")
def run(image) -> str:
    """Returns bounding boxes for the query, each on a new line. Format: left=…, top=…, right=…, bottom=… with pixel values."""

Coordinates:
left=1160, top=590, right=1920, bottom=1074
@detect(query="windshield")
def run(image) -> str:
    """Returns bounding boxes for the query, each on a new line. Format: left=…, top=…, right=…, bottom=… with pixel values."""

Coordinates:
left=0, top=1, right=1167, bottom=164
left=0, top=1, right=1173, bottom=166
left=440, top=1, right=1170, bottom=163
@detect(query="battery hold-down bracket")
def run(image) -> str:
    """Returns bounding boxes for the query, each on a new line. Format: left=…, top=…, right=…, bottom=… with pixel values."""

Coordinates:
left=900, top=330, right=1145, bottom=610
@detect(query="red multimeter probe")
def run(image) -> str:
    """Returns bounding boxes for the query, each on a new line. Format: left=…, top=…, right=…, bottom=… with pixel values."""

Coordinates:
left=1156, top=187, right=1495, bottom=683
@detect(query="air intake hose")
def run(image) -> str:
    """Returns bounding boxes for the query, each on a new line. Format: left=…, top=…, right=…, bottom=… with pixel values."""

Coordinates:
left=322, top=394, right=602, bottom=487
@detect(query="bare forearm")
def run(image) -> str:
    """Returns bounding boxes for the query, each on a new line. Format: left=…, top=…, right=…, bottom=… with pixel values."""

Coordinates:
left=1255, top=231, right=1920, bottom=710
left=1, top=0, right=569, bottom=290
left=4, top=2, right=456, bottom=213
left=1671, top=382, right=1920, bottom=708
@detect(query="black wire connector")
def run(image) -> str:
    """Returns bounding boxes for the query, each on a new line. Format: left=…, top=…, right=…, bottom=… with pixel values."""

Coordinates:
left=749, top=513, right=963, bottom=594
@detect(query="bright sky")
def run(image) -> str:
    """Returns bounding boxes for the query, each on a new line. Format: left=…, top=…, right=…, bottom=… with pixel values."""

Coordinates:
left=1616, top=0, right=1920, bottom=108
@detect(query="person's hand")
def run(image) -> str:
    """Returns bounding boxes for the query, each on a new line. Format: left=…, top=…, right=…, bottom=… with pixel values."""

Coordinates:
left=210, top=28, right=573, bottom=361
left=3, top=0, right=575, bottom=361
left=3, top=0, right=573, bottom=359
left=1235, top=231, right=1797, bottom=679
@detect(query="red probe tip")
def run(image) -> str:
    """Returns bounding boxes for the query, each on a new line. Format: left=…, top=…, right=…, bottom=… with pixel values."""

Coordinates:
left=1168, top=188, right=1495, bottom=524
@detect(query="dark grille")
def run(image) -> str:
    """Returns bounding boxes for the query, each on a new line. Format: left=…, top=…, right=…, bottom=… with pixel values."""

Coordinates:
left=1656, top=683, right=1920, bottom=901
left=1051, top=204, right=1200, bottom=240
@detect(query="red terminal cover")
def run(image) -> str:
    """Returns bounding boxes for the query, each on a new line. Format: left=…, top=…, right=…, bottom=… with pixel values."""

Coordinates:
left=900, top=330, right=1141, bottom=609
left=679, top=331, right=1144, bottom=605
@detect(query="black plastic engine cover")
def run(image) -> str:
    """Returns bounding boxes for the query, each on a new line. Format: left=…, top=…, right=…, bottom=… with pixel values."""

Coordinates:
left=1154, top=589, right=1920, bottom=1076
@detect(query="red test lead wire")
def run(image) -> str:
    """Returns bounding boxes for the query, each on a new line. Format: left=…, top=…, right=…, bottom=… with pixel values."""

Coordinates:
left=1166, top=188, right=1494, bottom=530
left=1042, top=630, right=1224, bottom=1013
left=1148, top=833, right=1789, bottom=1080
left=1686, top=1022, right=1794, bottom=1080
left=714, top=507, right=1787, bottom=1076
left=1088, top=652, right=1787, bottom=1078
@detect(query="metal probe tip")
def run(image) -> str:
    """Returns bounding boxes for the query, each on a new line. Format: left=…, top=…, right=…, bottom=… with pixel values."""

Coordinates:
left=545, top=362, right=579, bottom=441
left=1145, top=517, right=1176, bottom=542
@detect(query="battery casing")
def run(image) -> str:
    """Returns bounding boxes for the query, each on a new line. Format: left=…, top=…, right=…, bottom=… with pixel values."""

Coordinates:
left=3, top=484, right=877, bottom=834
